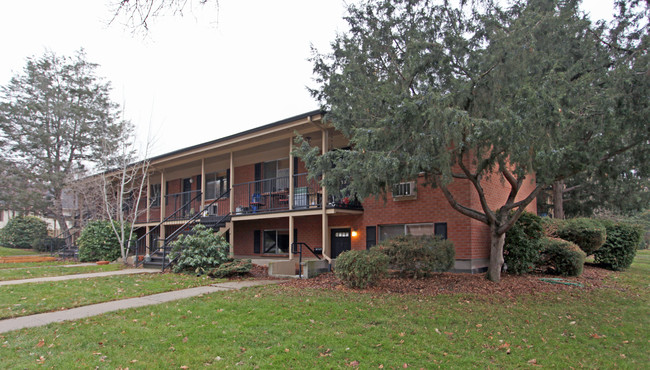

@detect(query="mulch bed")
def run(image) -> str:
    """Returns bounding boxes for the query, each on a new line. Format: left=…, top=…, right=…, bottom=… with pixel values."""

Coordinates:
left=276, top=264, right=616, bottom=297
left=0, top=256, right=57, bottom=264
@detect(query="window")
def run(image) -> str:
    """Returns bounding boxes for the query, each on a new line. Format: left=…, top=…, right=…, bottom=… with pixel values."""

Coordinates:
left=150, top=184, right=161, bottom=207
left=205, top=171, right=229, bottom=200
left=366, top=226, right=377, bottom=250
left=392, top=181, right=416, bottom=200
left=261, top=158, right=290, bottom=192
left=378, top=223, right=435, bottom=241
left=263, top=229, right=290, bottom=254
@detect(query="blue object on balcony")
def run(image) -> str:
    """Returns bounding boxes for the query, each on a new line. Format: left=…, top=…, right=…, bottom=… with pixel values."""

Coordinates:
left=250, top=193, right=264, bottom=213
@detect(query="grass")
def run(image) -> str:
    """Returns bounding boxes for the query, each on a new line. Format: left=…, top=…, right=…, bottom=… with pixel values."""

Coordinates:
left=0, top=246, right=43, bottom=257
left=0, top=273, right=219, bottom=319
left=0, top=251, right=648, bottom=368
left=0, top=264, right=122, bottom=282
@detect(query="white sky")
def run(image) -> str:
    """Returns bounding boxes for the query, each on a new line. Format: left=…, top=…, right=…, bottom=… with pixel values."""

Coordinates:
left=0, top=0, right=617, bottom=158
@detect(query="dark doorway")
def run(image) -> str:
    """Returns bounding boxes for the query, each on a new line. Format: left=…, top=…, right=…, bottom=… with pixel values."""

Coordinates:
left=331, top=228, right=351, bottom=259
left=182, top=178, right=192, bottom=216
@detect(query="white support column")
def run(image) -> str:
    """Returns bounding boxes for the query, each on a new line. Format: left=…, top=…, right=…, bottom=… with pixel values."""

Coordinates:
left=321, top=129, right=331, bottom=261
left=289, top=215, right=294, bottom=260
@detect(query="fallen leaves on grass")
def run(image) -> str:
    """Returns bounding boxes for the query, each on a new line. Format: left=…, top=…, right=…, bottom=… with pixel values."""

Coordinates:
left=280, top=265, right=612, bottom=297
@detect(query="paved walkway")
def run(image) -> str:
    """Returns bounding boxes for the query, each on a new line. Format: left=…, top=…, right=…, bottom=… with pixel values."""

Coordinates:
left=0, top=280, right=284, bottom=333
left=0, top=268, right=159, bottom=286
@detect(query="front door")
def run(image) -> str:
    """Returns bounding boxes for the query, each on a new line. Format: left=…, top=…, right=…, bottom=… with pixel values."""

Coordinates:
left=182, top=178, right=192, bottom=216
left=331, top=228, right=351, bottom=259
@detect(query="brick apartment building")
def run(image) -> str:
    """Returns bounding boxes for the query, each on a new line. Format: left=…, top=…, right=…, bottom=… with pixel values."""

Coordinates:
left=131, top=110, right=536, bottom=273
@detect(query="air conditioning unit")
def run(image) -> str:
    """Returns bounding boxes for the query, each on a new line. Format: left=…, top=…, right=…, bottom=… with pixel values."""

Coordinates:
left=392, top=181, right=417, bottom=200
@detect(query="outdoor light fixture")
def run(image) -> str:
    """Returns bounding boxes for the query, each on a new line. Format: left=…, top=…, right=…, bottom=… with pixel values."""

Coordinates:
left=351, top=230, right=358, bottom=237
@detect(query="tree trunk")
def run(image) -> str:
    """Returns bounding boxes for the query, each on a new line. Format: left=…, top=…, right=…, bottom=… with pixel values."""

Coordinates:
left=553, top=180, right=565, bottom=219
left=52, top=198, right=71, bottom=247
left=486, top=227, right=506, bottom=282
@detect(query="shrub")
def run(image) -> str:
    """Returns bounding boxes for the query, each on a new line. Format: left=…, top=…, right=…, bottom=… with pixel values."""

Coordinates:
left=594, top=222, right=643, bottom=271
left=540, top=217, right=563, bottom=237
left=556, top=218, right=607, bottom=255
left=170, top=224, right=231, bottom=274
left=539, top=237, right=586, bottom=276
left=78, top=221, right=126, bottom=262
left=334, top=249, right=389, bottom=288
left=208, top=259, right=252, bottom=278
left=375, top=234, right=455, bottom=278
left=0, top=216, right=48, bottom=250
left=504, top=212, right=543, bottom=274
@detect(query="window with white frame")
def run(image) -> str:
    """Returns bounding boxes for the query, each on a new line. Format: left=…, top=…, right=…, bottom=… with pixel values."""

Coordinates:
left=378, top=222, right=447, bottom=242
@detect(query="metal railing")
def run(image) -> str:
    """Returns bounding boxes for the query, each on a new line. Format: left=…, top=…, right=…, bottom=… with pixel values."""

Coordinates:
left=232, top=176, right=291, bottom=214
left=291, top=242, right=322, bottom=279
left=165, top=190, right=202, bottom=221
left=132, top=191, right=203, bottom=266
left=161, top=189, right=232, bottom=271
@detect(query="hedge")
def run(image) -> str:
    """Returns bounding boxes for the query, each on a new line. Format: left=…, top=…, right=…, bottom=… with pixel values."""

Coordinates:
left=539, top=237, right=586, bottom=277
left=78, top=221, right=126, bottom=262
left=504, top=212, right=543, bottom=274
left=374, top=234, right=455, bottom=278
left=556, top=218, right=607, bottom=255
left=594, top=222, right=642, bottom=271
left=0, top=216, right=48, bottom=250
left=334, top=249, right=389, bottom=288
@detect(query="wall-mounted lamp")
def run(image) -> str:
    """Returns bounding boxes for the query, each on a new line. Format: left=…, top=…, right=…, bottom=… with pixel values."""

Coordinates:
left=351, top=230, right=358, bottom=237
left=189, top=178, right=193, bottom=184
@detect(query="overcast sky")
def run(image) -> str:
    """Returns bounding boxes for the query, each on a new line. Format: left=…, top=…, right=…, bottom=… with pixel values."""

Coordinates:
left=0, top=0, right=617, bottom=158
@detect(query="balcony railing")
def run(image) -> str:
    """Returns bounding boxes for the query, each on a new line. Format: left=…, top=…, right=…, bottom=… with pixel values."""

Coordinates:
left=232, top=176, right=293, bottom=214
left=165, top=190, right=202, bottom=221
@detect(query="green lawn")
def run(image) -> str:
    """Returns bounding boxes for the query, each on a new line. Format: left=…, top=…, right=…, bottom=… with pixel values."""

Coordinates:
left=0, top=264, right=121, bottom=282
left=0, top=246, right=43, bottom=257
left=0, top=251, right=648, bottom=368
left=0, top=273, right=218, bottom=319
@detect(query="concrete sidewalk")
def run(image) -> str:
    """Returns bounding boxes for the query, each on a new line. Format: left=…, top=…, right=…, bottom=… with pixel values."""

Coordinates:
left=0, top=279, right=284, bottom=333
left=0, top=268, right=159, bottom=286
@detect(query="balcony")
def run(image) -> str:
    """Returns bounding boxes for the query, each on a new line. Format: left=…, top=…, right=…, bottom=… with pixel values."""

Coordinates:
left=133, top=174, right=362, bottom=225
left=231, top=173, right=361, bottom=215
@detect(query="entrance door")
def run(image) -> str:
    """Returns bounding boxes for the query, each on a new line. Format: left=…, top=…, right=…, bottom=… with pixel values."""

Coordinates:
left=182, top=178, right=192, bottom=217
left=331, top=228, right=351, bottom=259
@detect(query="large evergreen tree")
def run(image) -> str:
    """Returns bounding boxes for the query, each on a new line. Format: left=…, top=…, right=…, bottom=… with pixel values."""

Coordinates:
left=0, top=50, right=127, bottom=240
left=300, top=0, right=649, bottom=282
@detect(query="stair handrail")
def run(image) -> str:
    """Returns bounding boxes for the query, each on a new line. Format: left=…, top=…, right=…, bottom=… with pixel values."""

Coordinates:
left=48, top=228, right=77, bottom=256
left=161, top=189, right=232, bottom=271
left=132, top=191, right=204, bottom=266
left=291, top=242, right=322, bottom=279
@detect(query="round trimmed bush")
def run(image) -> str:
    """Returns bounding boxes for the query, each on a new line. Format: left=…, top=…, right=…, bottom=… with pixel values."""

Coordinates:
left=170, top=224, right=231, bottom=274
left=556, top=218, right=607, bottom=255
left=594, top=222, right=642, bottom=271
left=504, top=212, right=543, bottom=275
left=0, top=216, right=48, bottom=250
left=375, top=234, right=455, bottom=278
left=78, top=221, right=126, bottom=262
left=539, top=237, right=586, bottom=277
left=334, top=249, right=389, bottom=288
